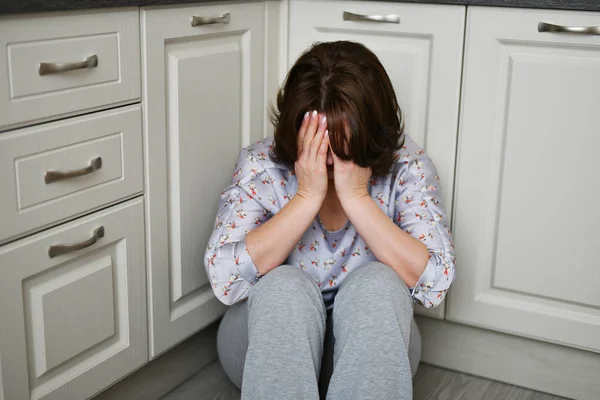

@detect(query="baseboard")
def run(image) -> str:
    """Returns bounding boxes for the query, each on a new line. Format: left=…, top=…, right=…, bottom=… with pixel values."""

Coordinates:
left=91, top=320, right=221, bottom=400
left=416, top=316, right=600, bottom=400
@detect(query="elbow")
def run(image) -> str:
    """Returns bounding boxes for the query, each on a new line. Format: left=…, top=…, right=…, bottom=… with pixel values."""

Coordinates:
left=211, top=282, right=247, bottom=306
left=418, top=292, right=445, bottom=309
left=215, top=291, right=237, bottom=306
left=410, top=254, right=455, bottom=309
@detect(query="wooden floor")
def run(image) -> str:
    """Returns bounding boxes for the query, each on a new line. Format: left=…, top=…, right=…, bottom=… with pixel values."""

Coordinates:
left=161, top=361, right=569, bottom=400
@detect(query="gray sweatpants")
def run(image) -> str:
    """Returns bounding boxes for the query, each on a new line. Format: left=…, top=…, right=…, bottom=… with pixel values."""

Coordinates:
left=217, top=262, right=421, bottom=400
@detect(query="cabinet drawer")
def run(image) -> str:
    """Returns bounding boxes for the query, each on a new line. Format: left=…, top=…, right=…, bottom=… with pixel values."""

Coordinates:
left=0, top=198, right=147, bottom=400
left=0, top=8, right=140, bottom=131
left=0, top=105, right=143, bottom=244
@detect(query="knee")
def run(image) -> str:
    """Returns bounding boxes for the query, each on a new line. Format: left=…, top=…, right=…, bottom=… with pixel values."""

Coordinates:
left=250, top=264, right=321, bottom=299
left=248, top=265, right=325, bottom=318
left=335, top=262, right=413, bottom=313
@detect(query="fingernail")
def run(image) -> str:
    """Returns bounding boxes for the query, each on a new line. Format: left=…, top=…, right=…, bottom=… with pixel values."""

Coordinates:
left=303, top=111, right=309, bottom=121
left=320, top=116, right=327, bottom=125
left=324, top=130, right=329, bottom=137
left=311, top=110, right=318, bottom=120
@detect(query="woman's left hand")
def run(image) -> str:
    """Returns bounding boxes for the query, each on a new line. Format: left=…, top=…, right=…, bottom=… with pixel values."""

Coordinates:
left=330, top=147, right=372, bottom=203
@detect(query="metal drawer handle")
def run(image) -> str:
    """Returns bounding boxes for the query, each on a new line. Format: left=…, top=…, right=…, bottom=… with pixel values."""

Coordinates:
left=191, top=13, right=231, bottom=27
left=48, top=226, right=105, bottom=258
left=343, top=11, right=400, bottom=24
left=38, top=54, right=98, bottom=76
left=538, top=22, right=600, bottom=35
left=44, top=157, right=102, bottom=184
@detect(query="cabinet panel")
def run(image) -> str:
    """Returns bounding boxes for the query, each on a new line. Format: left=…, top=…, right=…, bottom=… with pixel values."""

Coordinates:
left=142, top=1, right=265, bottom=356
left=0, top=9, right=140, bottom=131
left=27, top=258, right=115, bottom=377
left=448, top=6, right=600, bottom=352
left=0, top=199, right=147, bottom=400
left=165, top=36, right=244, bottom=302
left=289, top=0, right=465, bottom=319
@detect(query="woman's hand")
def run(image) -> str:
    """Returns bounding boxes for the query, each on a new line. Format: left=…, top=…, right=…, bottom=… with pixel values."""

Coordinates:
left=331, top=147, right=372, bottom=204
left=295, top=110, right=329, bottom=204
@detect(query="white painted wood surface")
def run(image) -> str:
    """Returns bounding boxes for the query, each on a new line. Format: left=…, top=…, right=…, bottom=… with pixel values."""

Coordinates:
left=0, top=198, right=147, bottom=400
left=263, top=0, right=289, bottom=138
left=0, top=105, right=144, bottom=244
left=418, top=316, right=600, bottom=400
left=141, top=1, right=266, bottom=357
left=0, top=8, right=140, bottom=132
left=288, top=0, right=465, bottom=319
left=448, top=6, right=600, bottom=352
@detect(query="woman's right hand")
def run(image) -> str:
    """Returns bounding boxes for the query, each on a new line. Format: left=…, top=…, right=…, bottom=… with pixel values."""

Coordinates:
left=295, top=110, right=329, bottom=204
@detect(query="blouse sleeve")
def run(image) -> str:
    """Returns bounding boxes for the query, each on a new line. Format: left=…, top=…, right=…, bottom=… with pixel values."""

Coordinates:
left=204, top=145, right=278, bottom=305
left=394, top=142, right=456, bottom=308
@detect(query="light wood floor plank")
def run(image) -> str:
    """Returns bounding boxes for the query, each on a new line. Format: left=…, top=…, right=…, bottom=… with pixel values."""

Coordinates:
left=162, top=360, right=239, bottom=400
left=162, top=361, right=571, bottom=400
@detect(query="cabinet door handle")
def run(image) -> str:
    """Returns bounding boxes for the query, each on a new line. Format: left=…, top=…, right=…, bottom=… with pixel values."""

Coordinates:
left=44, top=157, right=102, bottom=184
left=538, top=22, right=600, bottom=35
left=48, top=226, right=105, bottom=258
left=343, top=11, right=400, bottom=24
left=38, top=54, right=98, bottom=76
left=190, top=13, right=231, bottom=27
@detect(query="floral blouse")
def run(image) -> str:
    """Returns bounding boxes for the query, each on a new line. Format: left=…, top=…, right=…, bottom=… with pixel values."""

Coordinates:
left=204, top=134, right=455, bottom=309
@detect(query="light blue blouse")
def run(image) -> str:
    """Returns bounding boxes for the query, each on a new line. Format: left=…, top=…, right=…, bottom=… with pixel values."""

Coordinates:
left=204, top=134, right=455, bottom=309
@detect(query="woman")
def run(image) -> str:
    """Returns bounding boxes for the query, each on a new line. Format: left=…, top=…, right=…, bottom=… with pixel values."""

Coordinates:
left=205, top=41, right=455, bottom=399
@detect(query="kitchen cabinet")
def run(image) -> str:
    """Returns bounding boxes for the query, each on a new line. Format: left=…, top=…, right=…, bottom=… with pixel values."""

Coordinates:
left=1, top=2, right=600, bottom=399
left=0, top=106, right=143, bottom=244
left=448, top=6, right=600, bottom=352
left=0, top=199, right=147, bottom=400
left=288, top=0, right=465, bottom=319
left=0, top=8, right=140, bottom=132
left=141, top=1, right=265, bottom=357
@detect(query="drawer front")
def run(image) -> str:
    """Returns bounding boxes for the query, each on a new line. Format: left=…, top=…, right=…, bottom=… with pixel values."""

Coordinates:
left=0, top=105, right=143, bottom=244
left=0, top=198, right=147, bottom=400
left=0, top=9, right=140, bottom=131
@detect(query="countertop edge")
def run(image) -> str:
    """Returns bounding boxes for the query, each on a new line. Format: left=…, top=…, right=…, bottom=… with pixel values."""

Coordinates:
left=1, top=0, right=600, bottom=16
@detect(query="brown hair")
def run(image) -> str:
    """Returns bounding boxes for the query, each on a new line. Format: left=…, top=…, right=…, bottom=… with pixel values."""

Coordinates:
left=269, top=41, right=404, bottom=176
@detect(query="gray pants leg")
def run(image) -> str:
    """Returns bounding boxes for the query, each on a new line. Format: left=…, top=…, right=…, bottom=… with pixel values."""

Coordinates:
left=217, top=263, right=421, bottom=399
left=240, top=265, right=326, bottom=400
left=327, top=261, right=415, bottom=400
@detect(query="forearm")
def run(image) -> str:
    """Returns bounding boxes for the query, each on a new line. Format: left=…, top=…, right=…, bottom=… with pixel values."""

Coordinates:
left=342, top=195, right=429, bottom=287
left=246, top=195, right=320, bottom=275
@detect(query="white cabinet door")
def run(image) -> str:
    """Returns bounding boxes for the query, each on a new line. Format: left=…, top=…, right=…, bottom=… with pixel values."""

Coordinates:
left=0, top=198, right=146, bottom=400
left=448, top=7, right=600, bottom=352
left=289, top=0, right=465, bottom=319
left=141, top=2, right=265, bottom=357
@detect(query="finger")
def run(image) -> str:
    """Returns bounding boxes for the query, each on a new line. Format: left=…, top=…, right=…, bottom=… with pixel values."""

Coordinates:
left=316, top=130, right=329, bottom=166
left=296, top=111, right=310, bottom=154
left=302, top=110, right=320, bottom=155
left=308, top=115, right=327, bottom=161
